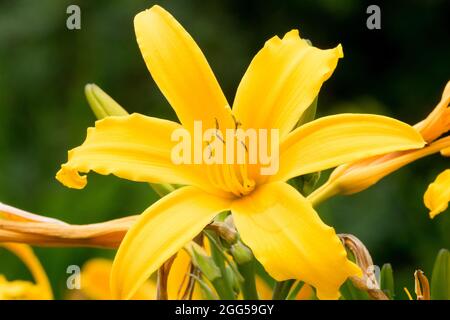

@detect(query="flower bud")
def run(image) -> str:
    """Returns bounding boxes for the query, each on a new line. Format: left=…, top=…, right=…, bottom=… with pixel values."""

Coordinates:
left=230, top=241, right=253, bottom=265
left=84, top=83, right=128, bottom=119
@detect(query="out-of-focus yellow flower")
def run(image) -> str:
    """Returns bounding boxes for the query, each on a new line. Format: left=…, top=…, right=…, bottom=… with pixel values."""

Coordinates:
left=56, top=5, right=424, bottom=300
left=80, top=258, right=156, bottom=300
left=424, top=169, right=450, bottom=218
left=309, top=81, right=450, bottom=217
left=0, top=243, right=52, bottom=300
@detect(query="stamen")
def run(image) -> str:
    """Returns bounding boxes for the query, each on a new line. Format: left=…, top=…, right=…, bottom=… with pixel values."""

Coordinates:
left=239, top=163, right=256, bottom=193
left=205, top=115, right=255, bottom=197
left=215, top=118, right=220, bottom=130
left=224, top=164, right=246, bottom=197
left=232, top=114, right=242, bottom=130
left=239, top=140, right=248, bottom=153
left=206, top=142, right=213, bottom=160
left=214, top=117, right=225, bottom=144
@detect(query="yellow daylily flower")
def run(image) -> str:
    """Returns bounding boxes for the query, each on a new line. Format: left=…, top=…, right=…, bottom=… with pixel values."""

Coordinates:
left=0, top=243, right=53, bottom=300
left=309, top=80, right=450, bottom=209
left=56, top=5, right=425, bottom=300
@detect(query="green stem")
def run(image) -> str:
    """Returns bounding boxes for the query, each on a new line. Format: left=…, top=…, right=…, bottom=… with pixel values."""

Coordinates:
left=205, top=231, right=236, bottom=300
left=237, top=260, right=259, bottom=300
left=212, top=277, right=235, bottom=300
left=272, top=280, right=295, bottom=300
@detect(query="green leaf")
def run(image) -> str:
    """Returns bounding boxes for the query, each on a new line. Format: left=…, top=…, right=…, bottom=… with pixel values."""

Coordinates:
left=380, top=263, right=395, bottom=299
left=186, top=242, right=221, bottom=282
left=287, top=281, right=304, bottom=300
left=289, top=172, right=321, bottom=196
left=185, top=241, right=236, bottom=300
left=272, top=280, right=295, bottom=300
left=431, top=249, right=450, bottom=300
left=339, top=247, right=370, bottom=300
left=203, top=231, right=243, bottom=283
left=339, top=279, right=370, bottom=300
left=189, top=274, right=219, bottom=300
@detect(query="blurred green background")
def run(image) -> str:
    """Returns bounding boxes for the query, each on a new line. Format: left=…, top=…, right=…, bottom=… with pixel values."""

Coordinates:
left=0, top=0, right=449, bottom=299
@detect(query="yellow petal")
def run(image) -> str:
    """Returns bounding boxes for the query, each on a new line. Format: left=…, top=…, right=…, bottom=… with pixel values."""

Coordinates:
left=255, top=276, right=273, bottom=300
left=0, top=213, right=135, bottom=249
left=56, top=113, right=214, bottom=193
left=295, top=283, right=314, bottom=300
left=231, top=182, right=361, bottom=300
left=111, top=186, right=230, bottom=299
left=167, top=248, right=205, bottom=300
left=414, top=80, right=450, bottom=142
left=134, top=6, right=233, bottom=132
left=273, top=114, right=425, bottom=182
left=167, top=249, right=192, bottom=300
left=0, top=202, right=66, bottom=224
left=232, top=30, right=343, bottom=139
left=81, top=258, right=156, bottom=300
left=166, top=248, right=204, bottom=300
left=0, top=243, right=53, bottom=300
left=424, top=169, right=450, bottom=218
left=80, top=259, right=114, bottom=300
